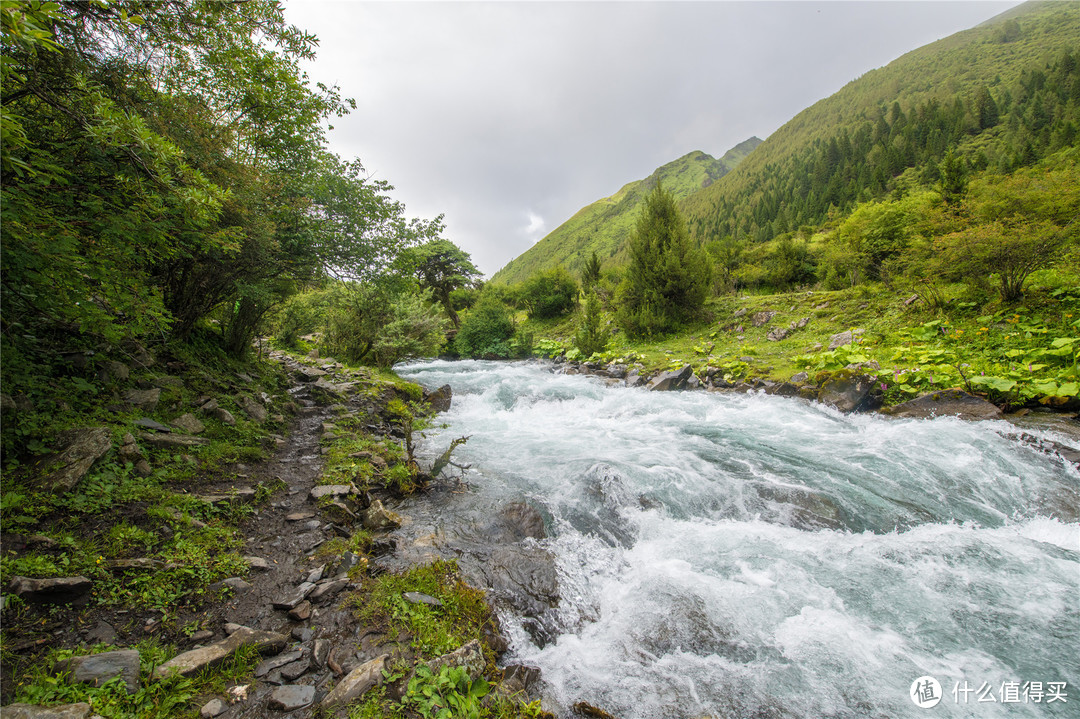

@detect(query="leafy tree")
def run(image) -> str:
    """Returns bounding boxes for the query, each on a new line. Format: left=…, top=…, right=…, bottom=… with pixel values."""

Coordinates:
left=763, top=235, right=816, bottom=290
left=454, top=296, right=515, bottom=358
left=939, top=149, right=969, bottom=208
left=398, top=239, right=481, bottom=328
left=705, top=234, right=744, bottom=294
left=617, top=183, right=710, bottom=337
left=519, top=267, right=579, bottom=320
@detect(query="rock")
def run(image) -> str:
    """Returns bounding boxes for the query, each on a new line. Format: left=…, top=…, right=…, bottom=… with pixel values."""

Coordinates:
left=57, top=649, right=141, bottom=694
left=790, top=372, right=809, bottom=384
left=309, top=485, right=356, bottom=501
left=123, top=388, right=161, bottom=411
left=245, top=556, right=272, bottom=571
left=403, top=591, right=443, bottom=607
left=286, top=511, right=316, bottom=521
left=574, top=701, right=618, bottom=719
left=501, top=664, right=541, bottom=697
left=313, top=640, right=331, bottom=668
left=85, top=621, right=117, bottom=645
left=846, top=360, right=880, bottom=371
left=133, top=417, right=171, bottom=433
left=288, top=600, right=313, bottom=621
left=106, top=558, right=164, bottom=572
left=796, top=316, right=811, bottom=329
left=197, top=489, right=256, bottom=505
left=424, top=639, right=484, bottom=680
left=210, top=407, right=236, bottom=426
left=828, top=329, right=863, bottom=351
left=272, top=582, right=316, bottom=610
left=97, top=361, right=130, bottom=383
left=749, top=481, right=844, bottom=530
left=309, top=578, right=349, bottom=603
left=190, top=630, right=215, bottom=643
left=0, top=393, right=15, bottom=413
left=255, top=650, right=304, bottom=678
left=766, top=328, right=790, bottom=342
left=487, top=502, right=547, bottom=542
left=320, top=654, right=388, bottom=710
left=212, top=577, right=253, bottom=594
left=8, top=576, right=92, bottom=604
left=624, top=370, right=646, bottom=388
left=237, top=395, right=267, bottom=424
left=2, top=704, right=93, bottom=719
left=751, top=310, right=777, bottom=327
left=152, top=376, right=184, bottom=389
left=280, top=656, right=311, bottom=680
left=817, top=372, right=876, bottom=413
left=138, top=432, right=209, bottom=449
left=153, top=627, right=287, bottom=678
left=647, top=364, right=693, bottom=392
left=133, top=459, right=153, bottom=477
left=361, top=500, right=402, bottom=531
left=170, top=413, right=205, bottom=435
left=426, top=384, right=453, bottom=413
left=36, top=428, right=112, bottom=493
left=269, top=685, right=315, bottom=712
left=306, top=565, right=326, bottom=583
left=199, top=698, right=227, bottom=718
left=295, top=366, right=328, bottom=382
left=882, top=389, right=1004, bottom=421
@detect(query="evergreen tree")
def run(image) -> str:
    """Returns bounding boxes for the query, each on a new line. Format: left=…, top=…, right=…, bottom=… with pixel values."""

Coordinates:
left=617, top=182, right=710, bottom=337
left=574, top=289, right=609, bottom=358
left=581, top=251, right=602, bottom=290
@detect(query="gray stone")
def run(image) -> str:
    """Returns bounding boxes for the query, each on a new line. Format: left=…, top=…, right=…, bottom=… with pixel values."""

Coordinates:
left=271, top=582, right=316, bottom=610
left=123, top=388, right=161, bottom=411
left=751, top=310, right=777, bottom=327
left=287, top=600, right=312, bottom=621
left=133, top=459, right=153, bottom=477
left=796, top=316, right=811, bottom=329
left=213, top=577, right=253, bottom=594
left=190, top=630, right=215, bottom=643
left=404, top=591, right=443, bottom=607
left=647, top=364, right=693, bottom=392
left=295, top=366, right=328, bottom=382
left=197, top=489, right=256, bottom=505
left=882, top=389, right=1004, bottom=421
left=198, top=398, right=219, bottom=413
left=732, top=308, right=748, bottom=318
left=309, top=485, right=355, bottom=501
left=237, top=395, right=267, bottom=424
left=133, top=417, right=171, bottom=433
left=269, top=684, right=315, bottom=712
left=361, top=500, right=402, bottom=531
left=199, top=698, right=227, bottom=719
left=2, top=704, right=93, bottom=719
left=320, top=655, right=388, bottom=709
left=766, top=327, right=790, bottom=342
left=97, top=361, right=130, bottom=383
left=828, top=329, right=863, bottom=351
left=36, top=428, right=112, bottom=493
left=790, top=372, right=810, bottom=384
left=255, top=650, right=304, bottom=678
left=309, top=578, right=349, bottom=603
left=152, top=376, right=184, bottom=389
left=210, top=407, right=236, bottom=426
left=427, top=384, right=453, bottom=413
left=57, top=649, right=141, bottom=694
left=286, top=511, right=316, bottom=521
left=8, top=576, right=92, bottom=603
left=170, top=413, right=205, bottom=435
left=245, top=556, right=272, bottom=571
left=624, top=369, right=646, bottom=388
left=106, top=558, right=163, bottom=572
left=280, top=656, right=311, bottom=680
left=153, top=627, right=287, bottom=678
left=305, top=565, right=326, bottom=583
left=138, top=432, right=209, bottom=449
left=818, top=373, right=876, bottom=413
left=313, top=640, right=331, bottom=668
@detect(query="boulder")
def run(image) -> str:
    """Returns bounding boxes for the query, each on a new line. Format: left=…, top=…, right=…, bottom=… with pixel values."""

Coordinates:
left=153, top=627, right=287, bottom=679
left=751, top=310, right=777, bottom=327
left=8, top=576, right=92, bottom=604
left=361, top=500, right=402, bottom=531
left=36, top=427, right=112, bottom=493
left=269, top=685, right=315, bottom=712
left=56, top=649, right=140, bottom=694
left=766, top=328, right=790, bottom=342
left=647, top=364, right=693, bottom=392
left=828, top=329, right=864, bottom=351
left=817, top=372, right=876, bottom=413
left=2, top=704, right=93, bottom=719
left=320, top=654, right=388, bottom=710
left=237, top=395, right=267, bottom=424
left=170, top=413, right=205, bottom=435
left=881, top=389, right=1004, bottom=421
left=426, top=384, right=453, bottom=413
left=123, top=388, right=161, bottom=412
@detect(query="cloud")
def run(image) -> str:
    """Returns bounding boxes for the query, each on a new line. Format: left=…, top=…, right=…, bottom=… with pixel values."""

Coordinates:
left=523, top=211, right=546, bottom=244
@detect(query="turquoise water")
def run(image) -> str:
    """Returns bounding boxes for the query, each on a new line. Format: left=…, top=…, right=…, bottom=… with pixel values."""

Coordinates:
left=397, top=360, right=1080, bottom=718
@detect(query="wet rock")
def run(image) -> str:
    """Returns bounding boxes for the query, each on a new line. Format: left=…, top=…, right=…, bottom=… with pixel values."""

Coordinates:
left=272, top=582, right=316, bottom=610
left=751, top=310, right=777, bottom=327
left=269, top=684, right=315, bottom=712
left=139, top=431, right=209, bottom=449
left=320, top=654, right=388, bottom=710
left=56, top=649, right=141, bottom=694
left=3, top=704, right=93, bottom=719
left=828, top=329, right=863, bottom=350
left=478, top=502, right=547, bottom=543
left=123, top=388, right=161, bottom=412
left=426, top=384, right=453, bottom=413
left=404, top=591, right=443, bottom=607
left=8, top=576, right=92, bottom=604
left=199, top=698, right=227, bottom=718
left=255, top=650, right=304, bottom=678
left=310, top=578, right=349, bottom=603
left=35, top=427, right=112, bottom=493
left=280, top=656, right=311, bottom=680
left=170, top=413, right=205, bottom=435
left=574, top=701, right=618, bottom=719
left=237, top=395, right=267, bottom=424
left=313, top=640, right=331, bottom=668
left=817, top=372, right=876, bottom=413
left=496, top=664, right=541, bottom=701
left=624, top=370, right=646, bottom=388
left=647, top=364, right=693, bottom=392
left=153, top=626, right=287, bottom=678
left=288, top=600, right=313, bottom=621
left=291, top=627, right=313, bottom=643
left=749, top=481, right=844, bottom=530
left=470, top=545, right=559, bottom=619
left=361, top=500, right=402, bottom=531
left=881, top=389, right=1004, bottom=421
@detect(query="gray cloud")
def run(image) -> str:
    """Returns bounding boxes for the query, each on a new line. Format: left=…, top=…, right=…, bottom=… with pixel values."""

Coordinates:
left=284, top=1, right=1020, bottom=277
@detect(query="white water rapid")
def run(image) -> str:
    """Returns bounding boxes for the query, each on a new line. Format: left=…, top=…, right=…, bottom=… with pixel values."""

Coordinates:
left=396, top=359, right=1079, bottom=719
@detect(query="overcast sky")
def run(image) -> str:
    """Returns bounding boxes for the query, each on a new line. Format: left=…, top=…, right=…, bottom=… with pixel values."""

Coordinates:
left=282, top=0, right=1021, bottom=277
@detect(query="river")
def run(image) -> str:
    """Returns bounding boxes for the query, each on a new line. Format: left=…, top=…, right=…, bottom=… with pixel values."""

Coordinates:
left=395, top=359, right=1079, bottom=719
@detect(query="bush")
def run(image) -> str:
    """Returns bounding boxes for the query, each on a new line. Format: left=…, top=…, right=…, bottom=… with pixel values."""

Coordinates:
left=324, top=283, right=448, bottom=367
left=454, top=296, right=515, bottom=358
left=519, top=266, right=579, bottom=319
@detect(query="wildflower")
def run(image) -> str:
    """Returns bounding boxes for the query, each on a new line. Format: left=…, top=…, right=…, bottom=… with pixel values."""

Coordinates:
left=881, top=382, right=887, bottom=391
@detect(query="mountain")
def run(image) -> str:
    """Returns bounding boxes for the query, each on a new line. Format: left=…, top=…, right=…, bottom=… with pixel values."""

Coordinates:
left=681, top=0, right=1080, bottom=245
left=491, top=138, right=761, bottom=285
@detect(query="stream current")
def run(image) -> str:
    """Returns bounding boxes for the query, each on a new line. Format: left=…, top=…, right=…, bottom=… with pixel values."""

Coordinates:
left=396, top=359, right=1079, bottom=719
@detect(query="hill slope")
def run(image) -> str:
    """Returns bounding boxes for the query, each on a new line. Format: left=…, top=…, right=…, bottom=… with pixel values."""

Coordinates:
left=682, top=0, right=1080, bottom=244
left=492, top=138, right=761, bottom=285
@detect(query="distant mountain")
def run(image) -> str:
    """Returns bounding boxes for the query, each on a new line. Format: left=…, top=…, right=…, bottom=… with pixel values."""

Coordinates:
left=491, top=138, right=761, bottom=285
left=681, top=0, right=1080, bottom=245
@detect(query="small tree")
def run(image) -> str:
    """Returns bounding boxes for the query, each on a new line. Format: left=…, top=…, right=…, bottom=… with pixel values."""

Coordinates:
left=580, top=251, right=602, bottom=291
left=573, top=289, right=608, bottom=358
left=939, top=148, right=969, bottom=208
left=398, top=239, right=481, bottom=328
left=617, top=182, right=710, bottom=337
left=454, top=295, right=515, bottom=357
left=519, top=266, right=579, bottom=319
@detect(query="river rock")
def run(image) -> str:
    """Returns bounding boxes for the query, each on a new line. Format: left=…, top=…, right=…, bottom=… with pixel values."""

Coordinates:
left=881, top=389, right=1004, bottom=421
left=123, top=388, right=161, bottom=411
left=427, top=384, right=453, bottom=413
left=361, top=500, right=402, bottom=531
left=749, top=481, right=844, bottom=530
left=237, top=395, right=267, bottom=424
left=624, top=369, right=646, bottom=388
left=320, top=654, right=388, bottom=710
left=269, top=684, right=315, bottom=711
left=35, top=427, right=112, bottom=493
left=56, top=649, right=140, bottom=694
left=647, top=364, right=693, bottom=392
left=476, top=502, right=547, bottom=544
left=2, top=704, right=93, bottom=719
left=153, top=627, right=287, bottom=678
left=8, top=576, right=92, bottom=604
left=170, top=413, right=205, bottom=435
left=817, top=372, right=876, bottom=413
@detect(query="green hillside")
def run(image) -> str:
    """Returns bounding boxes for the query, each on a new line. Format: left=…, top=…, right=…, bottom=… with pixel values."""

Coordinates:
left=682, top=0, right=1080, bottom=245
left=491, top=138, right=761, bottom=285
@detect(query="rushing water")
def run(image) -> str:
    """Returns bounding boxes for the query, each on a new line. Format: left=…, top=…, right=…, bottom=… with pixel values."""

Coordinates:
left=396, top=359, right=1080, bottom=719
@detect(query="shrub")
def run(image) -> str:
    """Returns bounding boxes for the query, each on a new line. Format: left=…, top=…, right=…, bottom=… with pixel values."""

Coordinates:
left=454, top=296, right=515, bottom=358
left=519, top=266, right=579, bottom=319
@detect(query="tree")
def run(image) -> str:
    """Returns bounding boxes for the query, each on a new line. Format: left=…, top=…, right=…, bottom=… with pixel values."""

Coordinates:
left=581, top=251, right=602, bottom=291
left=616, top=182, right=710, bottom=337
left=934, top=220, right=1064, bottom=302
left=397, top=240, right=481, bottom=328
left=454, top=296, right=515, bottom=358
left=939, top=148, right=969, bottom=208
left=574, top=290, right=609, bottom=358
left=519, top=267, right=579, bottom=320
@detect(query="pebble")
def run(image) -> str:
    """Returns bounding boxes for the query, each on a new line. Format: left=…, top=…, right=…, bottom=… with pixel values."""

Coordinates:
left=200, top=698, right=227, bottom=718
